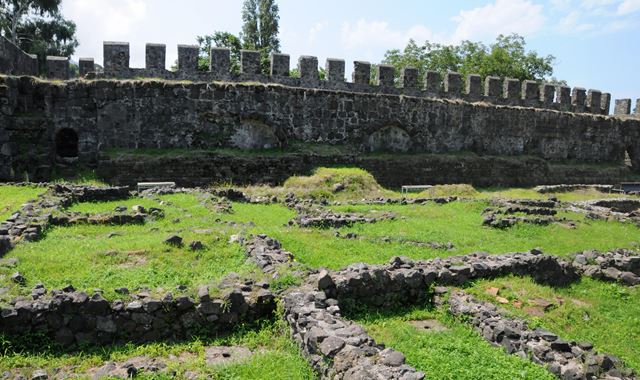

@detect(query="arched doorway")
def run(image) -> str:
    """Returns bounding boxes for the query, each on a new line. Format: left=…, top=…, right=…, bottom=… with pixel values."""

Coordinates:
left=55, top=128, right=79, bottom=158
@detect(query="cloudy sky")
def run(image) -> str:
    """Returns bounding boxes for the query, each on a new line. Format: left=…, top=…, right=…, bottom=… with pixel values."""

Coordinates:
left=61, top=0, right=640, bottom=101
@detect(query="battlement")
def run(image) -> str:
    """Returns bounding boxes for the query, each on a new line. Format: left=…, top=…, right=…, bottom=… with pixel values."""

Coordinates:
left=86, top=41, right=621, bottom=115
left=2, top=36, right=639, bottom=116
left=0, top=36, right=38, bottom=76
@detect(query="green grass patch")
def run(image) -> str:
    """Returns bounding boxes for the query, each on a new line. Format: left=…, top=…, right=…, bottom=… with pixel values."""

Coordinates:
left=465, top=276, right=640, bottom=370
left=353, top=305, right=555, bottom=380
left=0, top=317, right=315, bottom=379
left=2, top=193, right=253, bottom=300
left=0, top=185, right=46, bottom=221
left=215, top=201, right=639, bottom=269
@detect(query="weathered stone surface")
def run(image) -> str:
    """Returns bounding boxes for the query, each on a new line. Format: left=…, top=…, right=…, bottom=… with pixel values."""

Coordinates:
left=177, top=45, right=198, bottom=72
left=0, top=36, right=38, bottom=75
left=45, top=56, right=68, bottom=80
left=103, top=42, right=129, bottom=71
left=284, top=288, right=425, bottom=379
left=325, top=58, right=345, bottom=82
left=352, top=61, right=370, bottom=84
left=145, top=43, right=166, bottom=70
left=270, top=53, right=289, bottom=77
left=244, top=234, right=294, bottom=273
left=449, top=290, right=635, bottom=380
left=78, top=58, right=94, bottom=76
left=1, top=74, right=638, bottom=185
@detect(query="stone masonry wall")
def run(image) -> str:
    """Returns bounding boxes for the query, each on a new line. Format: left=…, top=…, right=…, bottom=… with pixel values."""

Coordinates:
left=0, top=36, right=38, bottom=77
left=1, top=75, right=639, bottom=183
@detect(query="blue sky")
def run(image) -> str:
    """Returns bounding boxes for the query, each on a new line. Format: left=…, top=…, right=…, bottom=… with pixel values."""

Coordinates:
left=61, top=0, right=640, bottom=101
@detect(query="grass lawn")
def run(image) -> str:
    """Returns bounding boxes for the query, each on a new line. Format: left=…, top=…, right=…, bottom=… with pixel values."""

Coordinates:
left=465, top=276, right=640, bottom=370
left=216, top=201, right=639, bottom=269
left=0, top=185, right=46, bottom=221
left=2, top=185, right=638, bottom=299
left=1, top=193, right=254, bottom=301
left=353, top=305, right=555, bottom=380
left=0, top=318, right=315, bottom=379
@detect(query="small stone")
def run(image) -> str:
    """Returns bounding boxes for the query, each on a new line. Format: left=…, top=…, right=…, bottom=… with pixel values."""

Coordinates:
left=620, top=272, right=640, bottom=286
left=189, top=241, right=204, bottom=251
left=164, top=235, right=183, bottom=246
left=131, top=205, right=146, bottom=213
left=317, top=270, right=335, bottom=290
left=379, top=348, right=405, bottom=367
left=114, top=287, right=129, bottom=295
left=30, top=370, right=48, bottom=380
left=550, top=340, right=571, bottom=352
left=530, top=248, right=543, bottom=255
left=332, top=183, right=345, bottom=193
left=319, top=336, right=345, bottom=357
left=11, top=272, right=25, bottom=285
left=485, top=287, right=500, bottom=297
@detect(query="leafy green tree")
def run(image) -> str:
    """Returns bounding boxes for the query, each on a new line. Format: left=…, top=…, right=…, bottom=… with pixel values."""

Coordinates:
left=383, top=34, right=556, bottom=87
left=196, top=31, right=243, bottom=72
left=17, top=14, right=78, bottom=75
left=198, top=0, right=280, bottom=74
left=1, top=0, right=78, bottom=75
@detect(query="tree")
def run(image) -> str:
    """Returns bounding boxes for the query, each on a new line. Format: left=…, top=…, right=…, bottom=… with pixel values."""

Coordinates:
left=1, top=0, right=61, bottom=44
left=196, top=32, right=242, bottom=72
left=198, top=0, right=280, bottom=74
left=382, top=34, right=556, bottom=87
left=17, top=14, right=78, bottom=75
left=1, top=0, right=78, bottom=75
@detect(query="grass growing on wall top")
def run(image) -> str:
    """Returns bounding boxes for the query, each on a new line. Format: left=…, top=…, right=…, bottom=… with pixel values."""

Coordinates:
left=465, top=276, right=640, bottom=370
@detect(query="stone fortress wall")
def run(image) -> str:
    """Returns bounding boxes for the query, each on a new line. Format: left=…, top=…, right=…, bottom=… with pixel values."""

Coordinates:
left=1, top=37, right=640, bottom=185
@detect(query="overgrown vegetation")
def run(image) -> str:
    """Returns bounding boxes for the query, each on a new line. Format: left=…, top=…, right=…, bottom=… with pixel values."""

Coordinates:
left=354, top=305, right=556, bottom=380
left=0, top=316, right=315, bottom=379
left=465, top=276, right=640, bottom=370
left=1, top=166, right=639, bottom=377
left=2, top=194, right=254, bottom=301
left=0, top=185, right=45, bottom=220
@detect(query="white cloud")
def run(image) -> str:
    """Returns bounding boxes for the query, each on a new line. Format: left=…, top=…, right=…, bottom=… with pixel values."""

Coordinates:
left=64, top=0, right=147, bottom=38
left=62, top=0, right=147, bottom=63
left=450, top=0, right=545, bottom=41
left=340, top=19, right=436, bottom=50
left=558, top=11, right=595, bottom=32
left=580, top=0, right=617, bottom=8
left=550, top=0, right=573, bottom=11
left=308, top=21, right=329, bottom=45
left=617, top=0, right=640, bottom=14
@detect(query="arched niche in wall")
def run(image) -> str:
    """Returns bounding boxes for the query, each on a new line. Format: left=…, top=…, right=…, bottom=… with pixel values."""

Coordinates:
left=55, top=128, right=79, bottom=158
left=366, top=125, right=411, bottom=153
left=230, top=119, right=282, bottom=150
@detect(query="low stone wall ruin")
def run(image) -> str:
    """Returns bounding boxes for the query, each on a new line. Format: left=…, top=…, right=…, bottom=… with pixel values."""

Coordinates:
left=449, top=290, right=634, bottom=379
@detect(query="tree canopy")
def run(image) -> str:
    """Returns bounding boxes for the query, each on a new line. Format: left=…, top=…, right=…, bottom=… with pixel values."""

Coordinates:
left=197, top=0, right=280, bottom=73
left=382, top=34, right=557, bottom=87
left=1, top=0, right=78, bottom=75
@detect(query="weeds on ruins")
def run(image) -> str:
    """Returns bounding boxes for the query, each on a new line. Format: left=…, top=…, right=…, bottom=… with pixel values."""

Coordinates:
left=2, top=0, right=640, bottom=378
